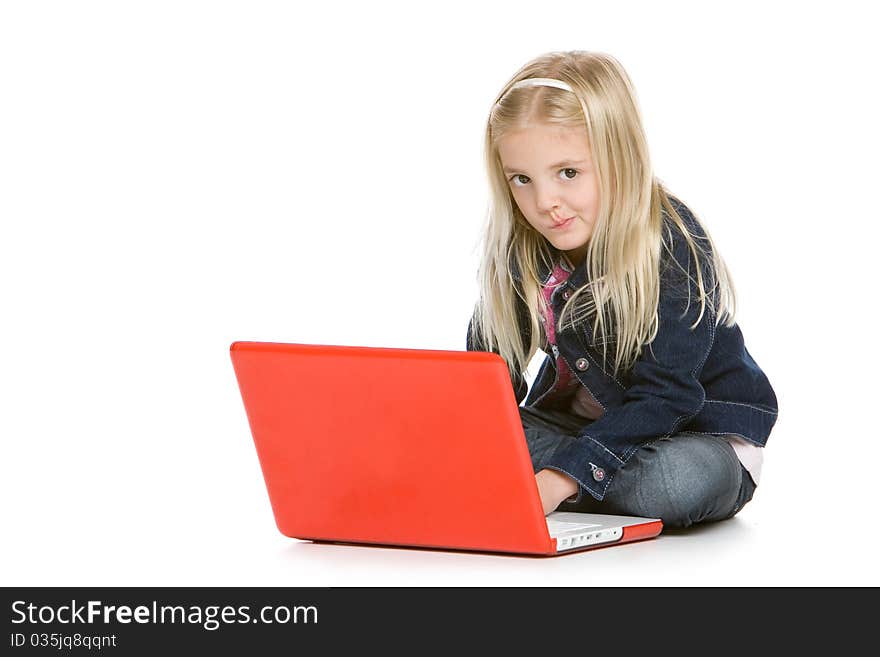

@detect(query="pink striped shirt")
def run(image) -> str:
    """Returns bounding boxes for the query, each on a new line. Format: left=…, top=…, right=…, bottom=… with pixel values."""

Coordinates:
left=539, top=260, right=604, bottom=420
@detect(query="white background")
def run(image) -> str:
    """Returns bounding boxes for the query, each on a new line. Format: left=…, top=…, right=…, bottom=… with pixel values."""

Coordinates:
left=2, top=0, right=878, bottom=586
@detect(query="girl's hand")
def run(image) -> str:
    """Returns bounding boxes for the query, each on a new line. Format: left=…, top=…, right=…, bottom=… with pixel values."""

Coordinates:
left=535, top=469, right=579, bottom=515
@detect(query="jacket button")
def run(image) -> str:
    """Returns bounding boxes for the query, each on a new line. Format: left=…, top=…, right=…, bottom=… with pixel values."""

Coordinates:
left=575, top=357, right=589, bottom=371
left=562, top=289, right=572, bottom=300
left=592, top=467, right=605, bottom=482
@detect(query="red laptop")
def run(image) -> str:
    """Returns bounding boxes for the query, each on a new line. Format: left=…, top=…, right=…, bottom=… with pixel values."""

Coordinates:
left=230, top=341, right=662, bottom=556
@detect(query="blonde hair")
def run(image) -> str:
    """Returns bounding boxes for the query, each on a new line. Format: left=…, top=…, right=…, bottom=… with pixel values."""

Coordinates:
left=472, top=50, right=736, bottom=381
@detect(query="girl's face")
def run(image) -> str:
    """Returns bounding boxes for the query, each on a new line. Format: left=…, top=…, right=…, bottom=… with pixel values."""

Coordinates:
left=497, top=123, right=600, bottom=266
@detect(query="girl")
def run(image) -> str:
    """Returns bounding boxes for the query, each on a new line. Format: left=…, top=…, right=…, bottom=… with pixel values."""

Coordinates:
left=467, top=51, right=778, bottom=529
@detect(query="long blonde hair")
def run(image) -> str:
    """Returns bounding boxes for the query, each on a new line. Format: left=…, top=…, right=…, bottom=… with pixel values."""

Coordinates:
left=473, top=50, right=736, bottom=381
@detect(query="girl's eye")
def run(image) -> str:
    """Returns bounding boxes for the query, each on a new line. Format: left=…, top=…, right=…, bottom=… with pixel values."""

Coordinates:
left=508, top=168, right=578, bottom=187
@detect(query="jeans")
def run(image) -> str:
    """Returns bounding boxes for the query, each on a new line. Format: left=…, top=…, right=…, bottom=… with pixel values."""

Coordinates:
left=520, top=405, right=757, bottom=529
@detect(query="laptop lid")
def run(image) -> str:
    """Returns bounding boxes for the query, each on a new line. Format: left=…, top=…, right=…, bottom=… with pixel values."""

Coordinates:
left=230, top=341, right=556, bottom=554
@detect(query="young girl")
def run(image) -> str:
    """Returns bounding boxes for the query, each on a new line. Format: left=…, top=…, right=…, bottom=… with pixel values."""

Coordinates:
left=467, top=51, right=778, bottom=529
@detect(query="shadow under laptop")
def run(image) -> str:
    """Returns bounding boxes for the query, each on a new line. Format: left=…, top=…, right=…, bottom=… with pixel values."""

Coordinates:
left=262, top=517, right=760, bottom=586
left=281, top=538, right=558, bottom=562
left=276, top=515, right=755, bottom=563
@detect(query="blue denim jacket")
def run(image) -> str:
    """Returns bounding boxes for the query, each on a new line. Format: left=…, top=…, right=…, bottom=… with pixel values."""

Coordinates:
left=467, top=197, right=778, bottom=502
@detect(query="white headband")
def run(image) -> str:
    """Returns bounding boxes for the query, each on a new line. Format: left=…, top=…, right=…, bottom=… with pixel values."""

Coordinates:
left=494, top=77, right=574, bottom=110
left=508, top=77, right=573, bottom=93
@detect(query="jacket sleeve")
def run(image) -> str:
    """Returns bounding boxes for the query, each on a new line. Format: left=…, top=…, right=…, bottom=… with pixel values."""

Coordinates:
left=541, top=214, right=718, bottom=502
left=466, top=300, right=532, bottom=405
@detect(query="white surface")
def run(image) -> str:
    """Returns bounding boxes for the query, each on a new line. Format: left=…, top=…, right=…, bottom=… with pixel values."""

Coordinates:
left=2, top=0, right=878, bottom=586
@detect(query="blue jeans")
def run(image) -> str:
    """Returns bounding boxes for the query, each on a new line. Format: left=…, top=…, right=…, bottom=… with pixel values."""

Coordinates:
left=520, top=405, right=757, bottom=529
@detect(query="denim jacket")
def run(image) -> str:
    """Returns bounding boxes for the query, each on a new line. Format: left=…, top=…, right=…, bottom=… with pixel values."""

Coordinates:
left=466, top=197, right=778, bottom=502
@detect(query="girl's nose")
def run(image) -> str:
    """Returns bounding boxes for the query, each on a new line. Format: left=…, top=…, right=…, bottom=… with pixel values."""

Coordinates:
left=535, top=186, right=563, bottom=214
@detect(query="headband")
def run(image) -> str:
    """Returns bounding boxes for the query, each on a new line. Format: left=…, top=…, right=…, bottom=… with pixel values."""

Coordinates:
left=494, top=77, right=574, bottom=109
left=508, top=77, right=573, bottom=93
